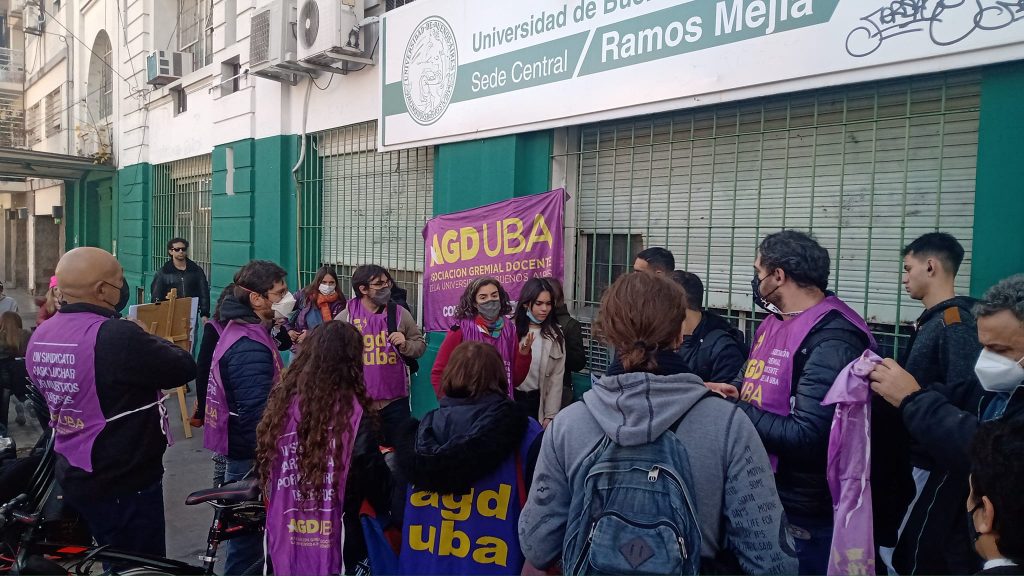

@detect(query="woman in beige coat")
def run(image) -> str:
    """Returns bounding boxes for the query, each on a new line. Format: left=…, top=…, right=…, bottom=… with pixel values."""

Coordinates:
left=513, top=277, right=566, bottom=428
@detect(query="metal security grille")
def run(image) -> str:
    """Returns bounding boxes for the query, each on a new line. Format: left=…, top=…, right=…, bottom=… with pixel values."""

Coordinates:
left=177, top=0, right=212, bottom=69
left=44, top=86, right=61, bottom=138
left=0, top=93, right=24, bottom=148
left=385, top=0, right=416, bottom=10
left=151, top=155, right=213, bottom=280
left=99, top=44, right=113, bottom=118
left=298, top=120, right=433, bottom=319
left=560, top=70, right=981, bottom=372
left=25, top=101, right=41, bottom=146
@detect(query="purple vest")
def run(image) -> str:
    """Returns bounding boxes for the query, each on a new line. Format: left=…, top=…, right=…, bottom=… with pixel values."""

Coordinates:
left=204, top=320, right=282, bottom=455
left=740, top=296, right=874, bottom=468
left=458, top=318, right=517, bottom=397
left=348, top=299, right=408, bottom=401
left=399, top=419, right=542, bottom=575
left=26, top=311, right=173, bottom=472
left=266, top=397, right=363, bottom=576
left=825, top=350, right=880, bottom=576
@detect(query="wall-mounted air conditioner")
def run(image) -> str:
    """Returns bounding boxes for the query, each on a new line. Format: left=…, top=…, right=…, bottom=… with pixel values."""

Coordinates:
left=146, top=51, right=195, bottom=86
left=22, top=1, right=44, bottom=36
left=251, top=0, right=301, bottom=84
left=297, top=0, right=371, bottom=68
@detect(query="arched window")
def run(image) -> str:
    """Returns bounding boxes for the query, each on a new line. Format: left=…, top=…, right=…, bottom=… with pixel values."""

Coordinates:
left=86, top=31, right=113, bottom=120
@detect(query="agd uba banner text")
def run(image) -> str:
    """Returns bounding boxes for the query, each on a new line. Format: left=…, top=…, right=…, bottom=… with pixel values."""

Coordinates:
left=422, top=189, right=565, bottom=332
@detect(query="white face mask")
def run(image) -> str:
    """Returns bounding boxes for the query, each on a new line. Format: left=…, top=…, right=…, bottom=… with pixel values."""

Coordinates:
left=271, top=291, right=296, bottom=319
left=318, top=283, right=336, bottom=296
left=974, top=348, right=1024, bottom=393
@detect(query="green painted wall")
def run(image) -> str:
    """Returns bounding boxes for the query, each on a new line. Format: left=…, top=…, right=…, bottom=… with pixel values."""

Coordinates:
left=433, top=131, right=553, bottom=215
left=212, top=139, right=256, bottom=293
left=211, top=136, right=299, bottom=296
left=971, top=62, right=1024, bottom=297
left=117, top=164, right=150, bottom=298
left=411, top=131, right=554, bottom=417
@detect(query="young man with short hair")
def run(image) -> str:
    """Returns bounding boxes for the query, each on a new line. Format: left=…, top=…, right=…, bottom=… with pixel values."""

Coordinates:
left=672, top=270, right=747, bottom=383
left=870, top=231, right=984, bottom=574
left=633, top=246, right=674, bottom=275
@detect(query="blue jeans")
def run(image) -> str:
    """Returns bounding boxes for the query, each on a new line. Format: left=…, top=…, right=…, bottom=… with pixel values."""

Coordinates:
left=788, top=513, right=833, bottom=576
left=65, top=481, right=166, bottom=557
left=224, top=458, right=263, bottom=575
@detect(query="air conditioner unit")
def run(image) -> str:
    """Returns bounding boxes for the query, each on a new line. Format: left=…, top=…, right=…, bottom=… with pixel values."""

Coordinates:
left=297, top=0, right=369, bottom=68
left=250, top=0, right=301, bottom=85
left=23, top=1, right=44, bottom=36
left=146, top=51, right=195, bottom=86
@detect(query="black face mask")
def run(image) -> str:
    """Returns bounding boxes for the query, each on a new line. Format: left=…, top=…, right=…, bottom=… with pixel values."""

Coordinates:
left=103, top=277, right=131, bottom=314
left=751, top=272, right=783, bottom=317
left=115, top=279, right=131, bottom=313
left=968, top=503, right=983, bottom=545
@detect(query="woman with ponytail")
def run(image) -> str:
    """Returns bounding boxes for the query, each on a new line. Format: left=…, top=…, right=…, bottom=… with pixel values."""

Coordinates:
left=519, top=272, right=797, bottom=575
left=256, top=321, right=371, bottom=576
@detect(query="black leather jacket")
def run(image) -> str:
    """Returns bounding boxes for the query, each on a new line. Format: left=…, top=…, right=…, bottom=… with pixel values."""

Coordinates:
left=151, top=259, right=211, bottom=317
left=733, top=310, right=870, bottom=518
left=679, top=310, right=748, bottom=383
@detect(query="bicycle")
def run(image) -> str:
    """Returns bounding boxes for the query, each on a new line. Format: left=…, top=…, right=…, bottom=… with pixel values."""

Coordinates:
left=0, top=382, right=268, bottom=575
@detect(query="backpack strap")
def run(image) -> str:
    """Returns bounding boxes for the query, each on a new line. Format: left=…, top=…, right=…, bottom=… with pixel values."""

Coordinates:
left=386, top=302, right=398, bottom=334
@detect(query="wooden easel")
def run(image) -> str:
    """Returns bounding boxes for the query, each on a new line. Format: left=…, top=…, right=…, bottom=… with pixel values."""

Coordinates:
left=134, top=289, right=195, bottom=439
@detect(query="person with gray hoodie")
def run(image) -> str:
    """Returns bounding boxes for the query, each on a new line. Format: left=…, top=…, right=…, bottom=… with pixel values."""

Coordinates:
left=518, top=272, right=798, bottom=575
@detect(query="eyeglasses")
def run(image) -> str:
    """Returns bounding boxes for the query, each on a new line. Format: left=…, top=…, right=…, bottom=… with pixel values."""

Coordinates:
left=170, top=247, right=187, bottom=253
left=267, top=287, right=289, bottom=300
left=369, top=279, right=393, bottom=289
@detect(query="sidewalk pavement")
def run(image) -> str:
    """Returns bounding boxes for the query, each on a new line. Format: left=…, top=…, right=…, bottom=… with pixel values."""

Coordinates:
left=4, top=288, right=40, bottom=330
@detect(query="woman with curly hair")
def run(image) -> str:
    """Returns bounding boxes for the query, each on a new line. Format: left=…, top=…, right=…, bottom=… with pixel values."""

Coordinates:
left=430, top=277, right=532, bottom=398
left=256, top=320, right=370, bottom=576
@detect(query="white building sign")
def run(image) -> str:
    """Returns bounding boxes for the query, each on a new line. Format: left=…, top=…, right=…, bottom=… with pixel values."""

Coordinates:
left=380, top=0, right=1024, bottom=150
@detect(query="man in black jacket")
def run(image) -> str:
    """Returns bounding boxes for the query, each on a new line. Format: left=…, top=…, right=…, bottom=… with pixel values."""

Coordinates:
left=873, top=274, right=1024, bottom=575
left=709, top=231, right=871, bottom=575
left=26, top=247, right=196, bottom=556
left=672, top=270, right=747, bottom=383
left=871, top=232, right=982, bottom=574
left=151, top=237, right=211, bottom=320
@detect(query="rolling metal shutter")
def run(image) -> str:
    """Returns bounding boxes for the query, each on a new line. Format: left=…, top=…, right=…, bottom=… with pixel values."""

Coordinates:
left=299, top=120, right=433, bottom=318
left=569, top=69, right=980, bottom=368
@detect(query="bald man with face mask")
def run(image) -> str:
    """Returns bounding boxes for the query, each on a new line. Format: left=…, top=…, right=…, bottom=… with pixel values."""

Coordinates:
left=25, top=247, right=196, bottom=557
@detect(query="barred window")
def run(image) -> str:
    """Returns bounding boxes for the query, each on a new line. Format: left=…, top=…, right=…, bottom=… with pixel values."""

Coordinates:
left=44, top=86, right=61, bottom=138
left=25, top=101, right=41, bottom=146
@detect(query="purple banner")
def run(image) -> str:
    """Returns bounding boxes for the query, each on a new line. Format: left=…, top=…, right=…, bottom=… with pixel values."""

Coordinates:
left=422, top=189, right=565, bottom=333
